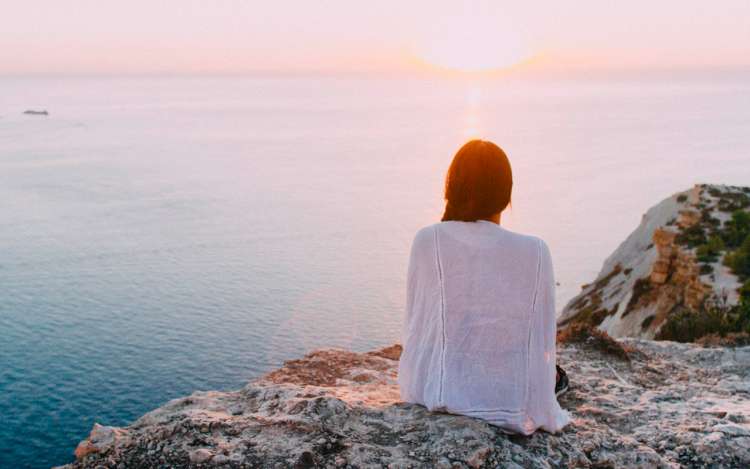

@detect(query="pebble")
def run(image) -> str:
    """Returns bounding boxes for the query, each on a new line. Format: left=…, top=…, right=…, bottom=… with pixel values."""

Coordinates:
left=467, top=447, right=490, bottom=468
left=713, top=423, right=750, bottom=437
left=189, top=448, right=214, bottom=463
left=436, top=457, right=452, bottom=469
left=213, top=454, right=229, bottom=464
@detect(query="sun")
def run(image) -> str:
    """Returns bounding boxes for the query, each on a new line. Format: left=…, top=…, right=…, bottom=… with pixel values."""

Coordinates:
left=414, top=17, right=530, bottom=73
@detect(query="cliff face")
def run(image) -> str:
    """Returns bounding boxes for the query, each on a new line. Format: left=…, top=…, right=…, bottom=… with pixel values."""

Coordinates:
left=60, top=340, right=750, bottom=468
left=558, top=184, right=749, bottom=339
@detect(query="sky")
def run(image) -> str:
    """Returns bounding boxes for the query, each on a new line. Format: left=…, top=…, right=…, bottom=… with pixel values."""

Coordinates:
left=2, top=0, right=749, bottom=75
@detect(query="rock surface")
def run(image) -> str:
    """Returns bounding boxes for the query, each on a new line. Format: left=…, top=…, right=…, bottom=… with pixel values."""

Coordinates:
left=559, top=184, right=750, bottom=339
left=60, top=341, right=750, bottom=468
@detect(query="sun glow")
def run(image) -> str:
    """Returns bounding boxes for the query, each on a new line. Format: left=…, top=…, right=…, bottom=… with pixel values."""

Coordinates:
left=414, top=14, right=530, bottom=73
left=462, top=85, right=483, bottom=138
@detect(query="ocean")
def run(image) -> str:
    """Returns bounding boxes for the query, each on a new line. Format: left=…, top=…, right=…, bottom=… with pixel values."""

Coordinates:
left=1, top=74, right=749, bottom=467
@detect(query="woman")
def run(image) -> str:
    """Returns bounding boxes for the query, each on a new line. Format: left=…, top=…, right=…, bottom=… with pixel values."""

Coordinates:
left=398, top=140, right=570, bottom=434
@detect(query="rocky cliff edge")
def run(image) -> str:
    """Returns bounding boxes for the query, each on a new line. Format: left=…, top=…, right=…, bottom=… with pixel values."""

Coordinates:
left=60, top=338, right=750, bottom=468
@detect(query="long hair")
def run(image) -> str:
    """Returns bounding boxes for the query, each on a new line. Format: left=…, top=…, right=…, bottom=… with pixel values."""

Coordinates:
left=441, top=140, right=513, bottom=222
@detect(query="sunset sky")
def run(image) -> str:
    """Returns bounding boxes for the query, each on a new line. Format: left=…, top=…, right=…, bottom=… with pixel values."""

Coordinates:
left=3, top=0, right=750, bottom=75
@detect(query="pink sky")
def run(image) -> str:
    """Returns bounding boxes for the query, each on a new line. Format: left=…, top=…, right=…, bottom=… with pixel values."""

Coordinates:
left=3, top=1, right=750, bottom=75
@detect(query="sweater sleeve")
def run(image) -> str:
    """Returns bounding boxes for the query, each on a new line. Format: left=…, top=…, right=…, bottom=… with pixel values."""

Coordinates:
left=402, top=226, right=432, bottom=346
left=398, top=226, right=442, bottom=405
left=526, top=239, right=570, bottom=433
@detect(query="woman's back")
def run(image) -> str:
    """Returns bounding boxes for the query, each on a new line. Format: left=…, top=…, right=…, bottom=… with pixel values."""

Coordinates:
left=398, top=220, right=569, bottom=434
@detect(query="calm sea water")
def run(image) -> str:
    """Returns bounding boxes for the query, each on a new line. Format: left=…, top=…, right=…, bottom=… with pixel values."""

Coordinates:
left=2, top=74, right=749, bottom=467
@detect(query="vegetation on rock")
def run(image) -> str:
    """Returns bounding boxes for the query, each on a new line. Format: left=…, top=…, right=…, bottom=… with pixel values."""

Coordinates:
left=656, top=302, right=750, bottom=343
left=561, top=184, right=750, bottom=343
left=622, top=277, right=653, bottom=318
left=661, top=205, right=750, bottom=342
left=668, top=194, right=750, bottom=342
left=557, top=323, right=633, bottom=362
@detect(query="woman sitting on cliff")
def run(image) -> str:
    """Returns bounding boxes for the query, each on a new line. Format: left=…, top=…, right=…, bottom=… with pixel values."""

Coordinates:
left=398, top=140, right=570, bottom=434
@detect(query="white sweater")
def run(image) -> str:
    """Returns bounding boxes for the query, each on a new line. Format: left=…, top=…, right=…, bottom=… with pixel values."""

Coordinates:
left=398, top=221, right=570, bottom=434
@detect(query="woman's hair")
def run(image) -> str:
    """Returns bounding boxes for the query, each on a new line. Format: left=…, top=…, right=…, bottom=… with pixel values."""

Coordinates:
left=441, top=139, right=513, bottom=222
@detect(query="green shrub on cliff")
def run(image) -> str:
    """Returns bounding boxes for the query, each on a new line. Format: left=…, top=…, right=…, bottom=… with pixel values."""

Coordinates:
left=657, top=302, right=750, bottom=343
left=663, top=208, right=750, bottom=343
left=696, top=235, right=724, bottom=264
left=676, top=224, right=706, bottom=248
left=725, top=235, right=750, bottom=281
left=717, top=191, right=750, bottom=212
left=657, top=308, right=725, bottom=343
left=722, top=210, right=750, bottom=248
left=740, top=280, right=750, bottom=301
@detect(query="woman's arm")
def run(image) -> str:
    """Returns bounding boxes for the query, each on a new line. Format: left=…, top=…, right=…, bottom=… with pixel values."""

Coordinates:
left=526, top=239, right=569, bottom=433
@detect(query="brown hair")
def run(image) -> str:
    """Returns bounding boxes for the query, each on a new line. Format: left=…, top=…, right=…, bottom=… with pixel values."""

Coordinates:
left=441, top=140, right=513, bottom=222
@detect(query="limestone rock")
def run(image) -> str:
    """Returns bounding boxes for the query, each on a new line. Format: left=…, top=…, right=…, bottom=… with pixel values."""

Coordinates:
left=60, top=341, right=750, bottom=468
left=189, top=448, right=214, bottom=463
left=559, top=184, right=749, bottom=339
left=73, top=424, right=129, bottom=460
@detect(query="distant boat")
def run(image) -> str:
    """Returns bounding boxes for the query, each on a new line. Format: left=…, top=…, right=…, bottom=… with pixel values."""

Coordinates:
left=23, top=110, right=49, bottom=116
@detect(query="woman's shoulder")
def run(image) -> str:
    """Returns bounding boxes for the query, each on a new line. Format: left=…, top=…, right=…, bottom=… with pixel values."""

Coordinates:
left=505, top=229, right=550, bottom=255
left=497, top=229, right=550, bottom=265
left=413, top=222, right=550, bottom=254
left=414, top=222, right=439, bottom=237
left=411, top=223, right=439, bottom=246
left=408, top=224, right=439, bottom=260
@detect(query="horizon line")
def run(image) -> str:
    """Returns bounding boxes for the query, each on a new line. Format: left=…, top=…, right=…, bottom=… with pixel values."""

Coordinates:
left=3, top=64, right=750, bottom=80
